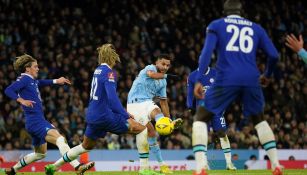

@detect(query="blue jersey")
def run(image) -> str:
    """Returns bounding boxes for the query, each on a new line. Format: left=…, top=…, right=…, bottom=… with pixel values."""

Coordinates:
left=127, top=65, right=167, bottom=103
left=86, top=63, right=129, bottom=124
left=186, top=67, right=216, bottom=109
left=197, top=15, right=279, bottom=86
left=5, top=73, right=54, bottom=123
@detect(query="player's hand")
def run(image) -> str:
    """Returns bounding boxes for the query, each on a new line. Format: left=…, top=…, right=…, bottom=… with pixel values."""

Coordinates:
left=194, top=82, right=204, bottom=99
left=17, top=98, right=36, bottom=108
left=259, top=75, right=270, bottom=87
left=285, top=34, right=303, bottom=53
left=55, top=77, right=71, bottom=85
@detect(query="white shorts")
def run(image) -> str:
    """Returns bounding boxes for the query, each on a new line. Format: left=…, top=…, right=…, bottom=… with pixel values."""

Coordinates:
left=127, top=101, right=160, bottom=126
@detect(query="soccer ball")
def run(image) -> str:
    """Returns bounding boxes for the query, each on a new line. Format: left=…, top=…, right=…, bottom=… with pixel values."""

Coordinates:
left=155, top=117, right=174, bottom=135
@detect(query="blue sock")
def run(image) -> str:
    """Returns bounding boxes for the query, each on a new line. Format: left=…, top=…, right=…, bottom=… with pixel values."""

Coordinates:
left=154, top=113, right=164, bottom=122
left=148, top=137, right=164, bottom=163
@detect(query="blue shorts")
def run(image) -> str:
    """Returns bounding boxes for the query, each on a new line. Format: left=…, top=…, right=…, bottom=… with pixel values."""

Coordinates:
left=25, top=119, right=55, bottom=146
left=198, top=99, right=227, bottom=131
left=204, top=86, right=265, bottom=119
left=85, top=113, right=129, bottom=140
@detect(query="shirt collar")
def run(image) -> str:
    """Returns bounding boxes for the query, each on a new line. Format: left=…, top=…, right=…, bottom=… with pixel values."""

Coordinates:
left=227, top=15, right=242, bottom=18
left=101, top=63, right=111, bottom=69
left=21, top=73, right=34, bottom=79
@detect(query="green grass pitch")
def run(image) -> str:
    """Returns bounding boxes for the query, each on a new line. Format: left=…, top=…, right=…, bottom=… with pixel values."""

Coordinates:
left=7, top=170, right=307, bottom=175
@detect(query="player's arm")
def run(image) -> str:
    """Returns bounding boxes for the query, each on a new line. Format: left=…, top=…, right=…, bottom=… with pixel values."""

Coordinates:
left=186, top=75, right=195, bottom=109
left=195, top=25, right=218, bottom=99
left=38, top=77, right=71, bottom=87
left=159, top=98, right=170, bottom=118
left=259, top=27, right=279, bottom=78
left=105, top=78, right=129, bottom=116
left=146, top=70, right=166, bottom=79
left=5, top=78, right=35, bottom=107
left=157, top=82, right=170, bottom=118
left=285, top=34, right=307, bottom=64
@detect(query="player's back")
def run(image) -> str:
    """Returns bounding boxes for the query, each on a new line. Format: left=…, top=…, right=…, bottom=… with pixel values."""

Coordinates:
left=86, top=64, right=115, bottom=123
left=209, top=15, right=278, bottom=86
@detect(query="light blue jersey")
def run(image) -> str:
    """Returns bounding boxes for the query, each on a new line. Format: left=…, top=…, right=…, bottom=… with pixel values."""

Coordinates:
left=128, top=65, right=167, bottom=103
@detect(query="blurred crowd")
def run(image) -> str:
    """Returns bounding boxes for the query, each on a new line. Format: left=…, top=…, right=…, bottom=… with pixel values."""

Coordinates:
left=0, top=0, right=306, bottom=151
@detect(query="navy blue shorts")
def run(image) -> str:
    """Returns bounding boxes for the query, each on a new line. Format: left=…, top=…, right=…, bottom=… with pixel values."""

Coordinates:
left=26, top=119, right=55, bottom=146
left=204, top=86, right=265, bottom=119
left=85, top=113, right=129, bottom=140
left=198, top=99, right=227, bottom=131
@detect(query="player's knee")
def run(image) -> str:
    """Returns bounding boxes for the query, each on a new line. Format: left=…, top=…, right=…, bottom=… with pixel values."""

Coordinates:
left=194, top=106, right=213, bottom=122
left=216, top=129, right=226, bottom=138
left=250, top=113, right=264, bottom=125
left=35, top=153, right=46, bottom=160
left=130, top=123, right=146, bottom=134
left=150, top=108, right=162, bottom=119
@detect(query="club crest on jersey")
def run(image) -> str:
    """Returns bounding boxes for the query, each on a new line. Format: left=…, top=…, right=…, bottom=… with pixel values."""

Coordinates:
left=108, top=72, right=115, bottom=82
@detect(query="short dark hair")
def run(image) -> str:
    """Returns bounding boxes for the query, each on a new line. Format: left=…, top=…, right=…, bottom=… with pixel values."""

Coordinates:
left=223, top=0, right=242, bottom=15
left=156, top=54, right=171, bottom=61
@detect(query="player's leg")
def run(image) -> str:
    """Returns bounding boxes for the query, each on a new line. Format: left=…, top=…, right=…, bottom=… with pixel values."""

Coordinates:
left=5, top=142, right=47, bottom=175
left=45, top=123, right=101, bottom=175
left=242, top=87, right=282, bottom=175
left=127, top=102, right=151, bottom=172
left=192, top=86, right=239, bottom=175
left=147, top=122, right=173, bottom=174
left=211, top=115, right=236, bottom=170
left=150, top=107, right=183, bottom=129
left=45, top=128, right=95, bottom=174
left=128, top=102, right=167, bottom=174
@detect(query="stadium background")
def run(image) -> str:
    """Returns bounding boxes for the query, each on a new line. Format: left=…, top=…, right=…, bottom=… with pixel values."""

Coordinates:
left=0, top=0, right=306, bottom=172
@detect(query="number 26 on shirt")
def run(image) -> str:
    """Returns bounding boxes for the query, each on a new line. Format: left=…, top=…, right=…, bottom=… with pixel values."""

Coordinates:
left=226, top=24, right=254, bottom=53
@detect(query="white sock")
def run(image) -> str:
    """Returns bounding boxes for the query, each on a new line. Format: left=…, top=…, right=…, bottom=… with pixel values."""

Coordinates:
left=255, top=121, right=280, bottom=169
left=13, top=152, right=46, bottom=171
left=220, top=135, right=232, bottom=164
left=56, top=136, right=80, bottom=168
left=192, top=121, right=208, bottom=173
left=54, top=144, right=89, bottom=168
left=136, top=128, right=149, bottom=170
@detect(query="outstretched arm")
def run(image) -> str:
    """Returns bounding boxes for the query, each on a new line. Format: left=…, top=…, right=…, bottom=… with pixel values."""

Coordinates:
left=147, top=70, right=166, bottom=79
left=38, top=77, right=71, bottom=87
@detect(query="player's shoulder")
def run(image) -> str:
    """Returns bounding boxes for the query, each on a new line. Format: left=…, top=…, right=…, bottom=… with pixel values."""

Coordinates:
left=96, top=64, right=116, bottom=80
left=144, top=64, right=157, bottom=71
left=17, top=73, right=32, bottom=82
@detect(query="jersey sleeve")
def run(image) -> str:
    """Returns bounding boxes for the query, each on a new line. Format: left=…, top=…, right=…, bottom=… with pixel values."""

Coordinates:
left=197, top=21, right=218, bottom=81
left=157, top=80, right=167, bottom=99
left=144, top=65, right=157, bottom=75
left=5, top=76, right=28, bottom=100
left=186, top=74, right=195, bottom=108
left=258, top=26, right=279, bottom=77
left=298, top=48, right=307, bottom=64
left=38, top=79, right=54, bottom=87
left=104, top=71, right=129, bottom=116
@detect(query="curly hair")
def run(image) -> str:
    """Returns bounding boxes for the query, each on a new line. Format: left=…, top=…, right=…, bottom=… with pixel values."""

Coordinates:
left=13, top=54, right=37, bottom=73
left=97, top=44, right=120, bottom=67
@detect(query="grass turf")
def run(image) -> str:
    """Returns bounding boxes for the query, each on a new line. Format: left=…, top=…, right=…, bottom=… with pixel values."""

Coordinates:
left=7, top=169, right=307, bottom=175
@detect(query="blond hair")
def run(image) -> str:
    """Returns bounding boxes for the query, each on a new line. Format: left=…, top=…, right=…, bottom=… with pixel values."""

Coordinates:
left=13, top=54, right=37, bottom=73
left=97, top=44, right=120, bottom=66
